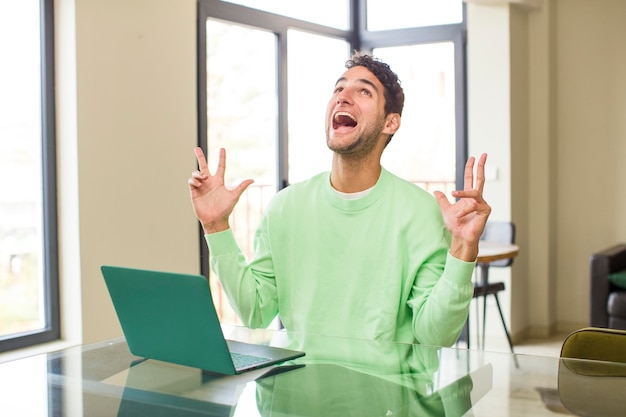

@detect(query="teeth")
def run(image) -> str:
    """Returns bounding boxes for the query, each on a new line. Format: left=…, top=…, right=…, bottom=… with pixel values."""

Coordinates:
left=334, top=111, right=356, bottom=122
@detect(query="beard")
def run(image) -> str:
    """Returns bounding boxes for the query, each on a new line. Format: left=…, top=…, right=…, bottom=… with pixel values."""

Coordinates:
left=326, top=116, right=387, bottom=159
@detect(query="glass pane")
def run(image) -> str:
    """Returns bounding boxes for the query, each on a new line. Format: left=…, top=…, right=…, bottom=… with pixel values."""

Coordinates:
left=206, top=19, right=278, bottom=324
left=367, top=0, right=463, bottom=31
left=0, top=2, right=46, bottom=338
left=223, top=0, right=350, bottom=30
left=287, top=30, right=350, bottom=183
left=375, top=43, right=457, bottom=195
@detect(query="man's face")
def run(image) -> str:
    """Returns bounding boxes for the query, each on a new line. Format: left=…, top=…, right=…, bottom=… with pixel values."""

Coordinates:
left=325, top=66, right=394, bottom=158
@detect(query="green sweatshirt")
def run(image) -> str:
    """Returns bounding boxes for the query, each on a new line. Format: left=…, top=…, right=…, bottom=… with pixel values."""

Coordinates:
left=206, top=168, right=475, bottom=347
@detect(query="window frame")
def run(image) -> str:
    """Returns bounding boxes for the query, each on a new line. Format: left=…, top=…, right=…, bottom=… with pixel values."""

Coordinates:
left=0, top=0, right=60, bottom=353
left=197, top=0, right=467, bottom=276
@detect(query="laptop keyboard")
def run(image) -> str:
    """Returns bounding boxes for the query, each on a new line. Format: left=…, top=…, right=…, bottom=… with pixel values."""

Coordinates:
left=230, top=352, right=272, bottom=369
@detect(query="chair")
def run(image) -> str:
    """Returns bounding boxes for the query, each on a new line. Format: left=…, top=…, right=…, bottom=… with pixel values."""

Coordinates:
left=558, top=327, right=626, bottom=417
left=473, top=221, right=515, bottom=353
left=560, top=327, right=626, bottom=363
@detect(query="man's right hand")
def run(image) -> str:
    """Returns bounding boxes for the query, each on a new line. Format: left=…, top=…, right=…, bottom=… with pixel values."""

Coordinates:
left=188, top=147, right=254, bottom=234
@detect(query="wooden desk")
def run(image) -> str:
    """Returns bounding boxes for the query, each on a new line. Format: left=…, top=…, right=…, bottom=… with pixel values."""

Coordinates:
left=477, top=241, right=519, bottom=263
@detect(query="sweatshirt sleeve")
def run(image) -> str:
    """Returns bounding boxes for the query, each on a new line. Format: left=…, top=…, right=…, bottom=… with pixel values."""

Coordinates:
left=205, top=226, right=278, bottom=328
left=408, top=252, right=476, bottom=347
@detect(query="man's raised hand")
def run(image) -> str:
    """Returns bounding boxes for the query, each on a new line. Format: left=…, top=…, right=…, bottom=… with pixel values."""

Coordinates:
left=433, top=153, right=491, bottom=262
left=188, top=147, right=254, bottom=234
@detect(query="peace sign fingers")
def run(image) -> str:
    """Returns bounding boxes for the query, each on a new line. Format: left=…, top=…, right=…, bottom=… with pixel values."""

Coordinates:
left=462, top=153, right=487, bottom=193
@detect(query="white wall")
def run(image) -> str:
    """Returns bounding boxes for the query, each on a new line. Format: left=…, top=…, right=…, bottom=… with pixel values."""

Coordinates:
left=553, top=0, right=626, bottom=330
left=58, top=0, right=200, bottom=345
left=469, top=0, right=626, bottom=339
left=466, top=3, right=518, bottom=341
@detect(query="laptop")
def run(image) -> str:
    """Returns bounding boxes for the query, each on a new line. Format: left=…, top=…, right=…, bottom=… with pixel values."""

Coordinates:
left=101, top=265, right=305, bottom=375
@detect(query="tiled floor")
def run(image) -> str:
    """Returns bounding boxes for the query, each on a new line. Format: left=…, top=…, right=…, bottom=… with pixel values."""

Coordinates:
left=510, top=333, right=567, bottom=357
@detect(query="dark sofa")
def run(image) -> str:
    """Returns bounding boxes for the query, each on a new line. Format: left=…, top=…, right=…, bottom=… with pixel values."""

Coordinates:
left=590, top=243, right=626, bottom=329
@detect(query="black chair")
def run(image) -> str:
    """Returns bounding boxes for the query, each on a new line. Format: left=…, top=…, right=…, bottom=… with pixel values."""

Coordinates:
left=472, top=221, right=516, bottom=353
left=590, top=243, right=626, bottom=330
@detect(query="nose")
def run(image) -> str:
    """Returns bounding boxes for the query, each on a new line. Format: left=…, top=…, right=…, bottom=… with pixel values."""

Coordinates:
left=336, top=89, right=351, bottom=105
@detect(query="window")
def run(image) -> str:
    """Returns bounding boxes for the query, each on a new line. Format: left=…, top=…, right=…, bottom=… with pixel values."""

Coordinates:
left=204, top=19, right=279, bottom=323
left=377, top=43, right=459, bottom=195
left=287, top=30, right=349, bottom=183
left=198, top=0, right=466, bottom=323
left=366, top=0, right=463, bottom=30
left=221, top=0, right=350, bottom=29
left=0, top=0, right=59, bottom=352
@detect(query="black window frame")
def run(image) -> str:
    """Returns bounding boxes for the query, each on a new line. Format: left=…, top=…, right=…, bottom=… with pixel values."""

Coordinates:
left=0, top=0, right=60, bottom=353
left=197, top=0, right=467, bottom=277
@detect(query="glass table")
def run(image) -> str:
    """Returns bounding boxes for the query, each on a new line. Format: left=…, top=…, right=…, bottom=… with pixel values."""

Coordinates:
left=1, top=325, right=625, bottom=416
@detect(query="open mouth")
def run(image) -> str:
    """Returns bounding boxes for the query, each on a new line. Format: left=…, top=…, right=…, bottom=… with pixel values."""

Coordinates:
left=332, top=111, right=358, bottom=130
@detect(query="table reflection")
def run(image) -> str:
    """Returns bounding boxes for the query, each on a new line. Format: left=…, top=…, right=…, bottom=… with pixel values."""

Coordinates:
left=252, top=333, right=490, bottom=417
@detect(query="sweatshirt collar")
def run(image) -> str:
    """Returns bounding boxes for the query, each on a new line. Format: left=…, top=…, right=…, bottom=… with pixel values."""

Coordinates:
left=324, top=168, right=390, bottom=211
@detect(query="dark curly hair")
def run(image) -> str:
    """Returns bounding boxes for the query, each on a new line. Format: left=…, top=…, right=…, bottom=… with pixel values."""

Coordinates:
left=345, top=51, right=405, bottom=117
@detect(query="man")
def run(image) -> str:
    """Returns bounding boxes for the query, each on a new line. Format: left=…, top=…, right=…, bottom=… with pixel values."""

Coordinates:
left=188, top=52, right=491, bottom=347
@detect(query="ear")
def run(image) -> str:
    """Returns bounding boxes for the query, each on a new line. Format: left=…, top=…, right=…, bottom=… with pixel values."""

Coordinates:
left=382, top=113, right=401, bottom=135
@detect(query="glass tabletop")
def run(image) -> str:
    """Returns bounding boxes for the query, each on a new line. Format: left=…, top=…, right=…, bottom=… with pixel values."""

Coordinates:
left=1, top=325, right=625, bottom=416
